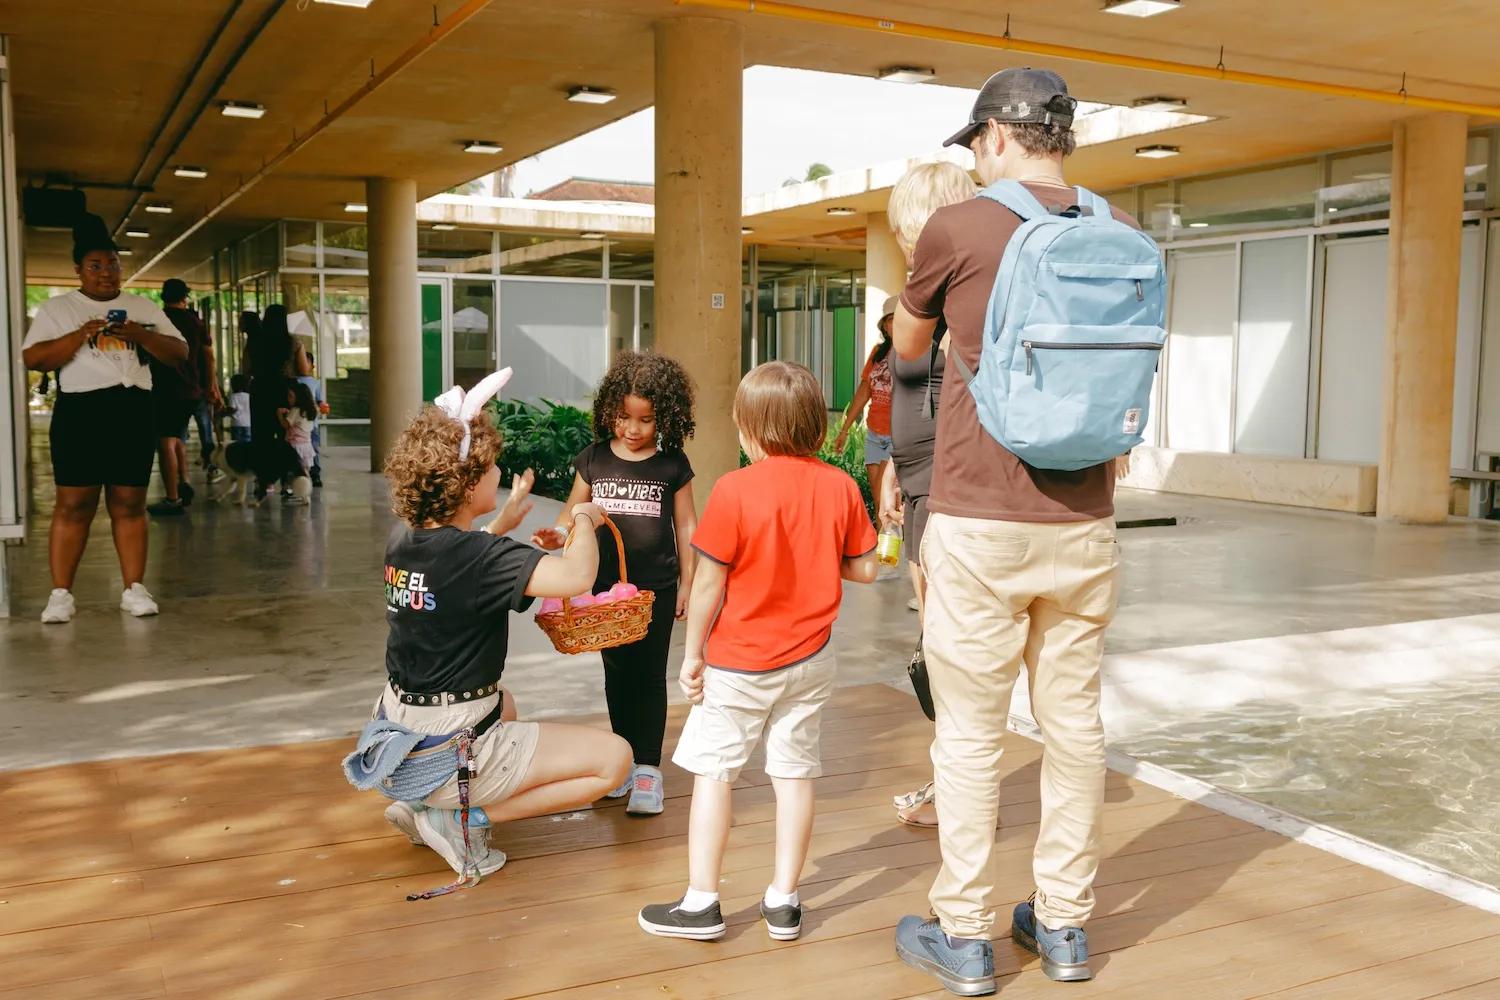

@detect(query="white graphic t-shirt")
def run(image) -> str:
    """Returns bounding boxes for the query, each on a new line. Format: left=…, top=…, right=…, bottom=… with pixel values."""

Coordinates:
left=22, top=290, right=180, bottom=394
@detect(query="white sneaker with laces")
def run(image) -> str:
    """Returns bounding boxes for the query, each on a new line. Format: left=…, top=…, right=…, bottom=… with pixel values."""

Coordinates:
left=120, top=583, right=160, bottom=618
left=415, top=808, right=507, bottom=877
left=41, top=588, right=75, bottom=624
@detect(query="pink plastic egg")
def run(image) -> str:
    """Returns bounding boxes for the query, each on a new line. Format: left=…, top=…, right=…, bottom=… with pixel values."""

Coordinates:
left=539, top=598, right=564, bottom=615
left=569, top=593, right=596, bottom=608
left=611, top=582, right=640, bottom=600
left=593, top=591, right=616, bottom=605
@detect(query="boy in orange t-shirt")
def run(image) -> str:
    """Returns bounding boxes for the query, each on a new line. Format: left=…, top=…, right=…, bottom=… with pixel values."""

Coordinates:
left=637, top=361, right=878, bottom=944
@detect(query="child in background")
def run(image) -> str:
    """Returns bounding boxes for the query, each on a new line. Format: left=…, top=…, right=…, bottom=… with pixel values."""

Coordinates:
left=533, top=351, right=697, bottom=816
left=228, top=373, right=252, bottom=443
left=296, top=353, right=328, bottom=487
left=278, top=382, right=319, bottom=501
left=637, top=361, right=878, bottom=943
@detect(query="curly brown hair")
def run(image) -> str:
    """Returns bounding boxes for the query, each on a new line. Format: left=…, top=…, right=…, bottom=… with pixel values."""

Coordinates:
left=384, top=406, right=503, bottom=527
left=592, top=351, right=696, bottom=450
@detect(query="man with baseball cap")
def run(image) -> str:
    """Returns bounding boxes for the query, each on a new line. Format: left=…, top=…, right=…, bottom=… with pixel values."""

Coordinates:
left=890, top=67, right=1135, bottom=994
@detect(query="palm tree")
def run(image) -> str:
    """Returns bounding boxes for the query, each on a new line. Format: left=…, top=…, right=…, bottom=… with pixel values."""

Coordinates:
left=783, top=162, right=834, bottom=187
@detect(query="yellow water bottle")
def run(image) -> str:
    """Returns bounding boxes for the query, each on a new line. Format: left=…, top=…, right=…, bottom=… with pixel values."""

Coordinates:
left=877, top=521, right=903, bottom=567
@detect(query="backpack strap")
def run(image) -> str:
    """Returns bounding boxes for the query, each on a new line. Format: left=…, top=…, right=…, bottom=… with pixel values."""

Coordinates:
left=1076, top=185, right=1112, bottom=222
left=978, top=179, right=1049, bottom=222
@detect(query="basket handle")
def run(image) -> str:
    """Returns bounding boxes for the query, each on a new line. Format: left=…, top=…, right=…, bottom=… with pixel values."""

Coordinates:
left=557, top=512, right=627, bottom=628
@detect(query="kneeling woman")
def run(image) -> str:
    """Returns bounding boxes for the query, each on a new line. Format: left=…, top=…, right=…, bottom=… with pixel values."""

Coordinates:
left=355, top=373, right=630, bottom=887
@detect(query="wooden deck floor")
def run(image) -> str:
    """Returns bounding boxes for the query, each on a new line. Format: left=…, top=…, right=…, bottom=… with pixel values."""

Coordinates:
left=3, top=683, right=1499, bottom=999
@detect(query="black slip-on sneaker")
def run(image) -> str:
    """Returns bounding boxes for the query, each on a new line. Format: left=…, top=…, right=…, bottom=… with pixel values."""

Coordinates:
left=760, top=900, right=802, bottom=941
left=637, top=898, right=726, bottom=941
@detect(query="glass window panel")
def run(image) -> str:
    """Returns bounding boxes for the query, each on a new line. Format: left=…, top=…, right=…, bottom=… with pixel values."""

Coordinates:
left=283, top=220, right=318, bottom=267
left=1316, top=236, right=1388, bottom=463
left=279, top=272, right=322, bottom=378
left=607, top=239, right=653, bottom=280
left=1141, top=182, right=1176, bottom=237
left=1179, top=160, right=1321, bottom=233
left=500, top=232, right=603, bottom=277
left=499, top=279, right=606, bottom=406
left=322, top=222, right=369, bottom=271
left=419, top=226, right=496, bottom=274
left=1164, top=248, right=1236, bottom=453
left=638, top=285, right=654, bottom=352
left=451, top=279, right=497, bottom=390
left=1234, top=238, right=1311, bottom=457
left=321, top=274, right=371, bottom=420
left=609, top=284, right=636, bottom=356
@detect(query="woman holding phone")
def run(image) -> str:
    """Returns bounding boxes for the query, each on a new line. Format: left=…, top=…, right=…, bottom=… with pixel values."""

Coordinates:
left=20, top=214, right=188, bottom=624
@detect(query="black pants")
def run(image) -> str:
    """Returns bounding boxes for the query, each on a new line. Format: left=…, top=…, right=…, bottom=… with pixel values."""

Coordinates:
left=600, top=584, right=677, bottom=768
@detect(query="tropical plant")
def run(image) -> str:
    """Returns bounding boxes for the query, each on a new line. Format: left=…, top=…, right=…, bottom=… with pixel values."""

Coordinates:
left=782, top=162, right=834, bottom=187
left=489, top=399, right=595, bottom=500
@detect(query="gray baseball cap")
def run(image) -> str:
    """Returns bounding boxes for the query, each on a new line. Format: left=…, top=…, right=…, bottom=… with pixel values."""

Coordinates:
left=942, top=67, right=1078, bottom=148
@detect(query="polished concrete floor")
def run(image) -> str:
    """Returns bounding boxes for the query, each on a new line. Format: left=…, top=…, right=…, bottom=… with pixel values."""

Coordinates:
left=3, top=436, right=1498, bottom=770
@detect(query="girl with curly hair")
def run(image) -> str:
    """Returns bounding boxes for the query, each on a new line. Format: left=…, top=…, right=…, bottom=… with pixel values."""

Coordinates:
left=533, top=351, right=697, bottom=816
left=368, top=372, right=630, bottom=884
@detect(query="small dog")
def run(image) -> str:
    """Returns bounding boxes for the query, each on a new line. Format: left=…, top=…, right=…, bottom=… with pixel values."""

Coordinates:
left=209, top=441, right=311, bottom=506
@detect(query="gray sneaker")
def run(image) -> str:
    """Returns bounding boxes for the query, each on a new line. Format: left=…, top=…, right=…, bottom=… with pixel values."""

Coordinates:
left=626, top=764, right=665, bottom=816
left=414, top=808, right=506, bottom=877
left=1012, top=899, right=1092, bottom=982
left=384, top=800, right=426, bottom=846
left=894, top=915, right=996, bottom=996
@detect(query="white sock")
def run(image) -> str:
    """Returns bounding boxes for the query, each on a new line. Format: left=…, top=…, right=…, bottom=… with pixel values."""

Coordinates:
left=764, top=886, right=800, bottom=909
left=680, top=887, right=719, bottom=913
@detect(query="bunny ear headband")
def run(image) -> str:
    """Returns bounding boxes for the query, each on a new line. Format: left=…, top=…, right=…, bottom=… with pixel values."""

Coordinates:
left=434, top=368, right=513, bottom=460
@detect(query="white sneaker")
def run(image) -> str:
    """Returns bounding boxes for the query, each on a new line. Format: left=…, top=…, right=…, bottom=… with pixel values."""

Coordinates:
left=384, top=800, right=426, bottom=846
left=41, top=588, right=75, bottom=624
left=415, top=808, right=507, bottom=877
left=120, top=583, right=160, bottom=618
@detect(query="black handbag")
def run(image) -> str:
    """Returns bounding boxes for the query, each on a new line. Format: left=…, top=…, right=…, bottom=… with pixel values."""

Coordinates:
left=908, top=633, right=935, bottom=721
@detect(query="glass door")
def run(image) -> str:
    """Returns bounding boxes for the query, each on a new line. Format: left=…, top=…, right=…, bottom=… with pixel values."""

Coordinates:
left=420, top=279, right=448, bottom=401
left=451, top=278, right=498, bottom=390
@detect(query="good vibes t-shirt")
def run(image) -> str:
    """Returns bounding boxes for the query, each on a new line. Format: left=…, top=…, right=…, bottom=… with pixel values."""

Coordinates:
left=574, top=442, right=694, bottom=592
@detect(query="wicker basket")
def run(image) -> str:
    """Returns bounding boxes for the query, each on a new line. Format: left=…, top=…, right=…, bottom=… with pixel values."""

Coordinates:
left=534, top=515, right=655, bottom=655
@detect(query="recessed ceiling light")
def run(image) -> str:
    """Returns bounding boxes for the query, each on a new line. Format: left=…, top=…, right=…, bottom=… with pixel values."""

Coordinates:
left=1103, top=0, right=1181, bottom=16
left=344, top=202, right=368, bottom=213
left=567, top=86, right=616, bottom=105
left=1153, top=200, right=1184, bottom=209
left=1327, top=207, right=1340, bottom=213
left=117, top=249, right=134, bottom=256
left=1135, top=145, right=1181, bottom=159
left=741, top=227, right=754, bottom=235
left=1353, top=171, right=1390, bottom=181
left=826, top=207, right=857, bottom=217
left=463, top=140, right=503, bottom=155
left=431, top=223, right=457, bottom=232
left=124, top=229, right=149, bottom=238
left=173, top=165, right=208, bottom=179
left=144, top=204, right=173, bottom=214
left=313, top=0, right=375, bottom=6
left=221, top=101, right=266, bottom=119
left=1188, top=221, right=1210, bottom=228
left=579, top=231, right=606, bottom=240
left=878, top=66, right=937, bottom=84
left=1132, top=96, right=1188, bottom=112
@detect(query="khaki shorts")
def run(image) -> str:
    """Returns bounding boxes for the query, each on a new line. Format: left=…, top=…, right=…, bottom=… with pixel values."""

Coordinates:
left=377, top=685, right=541, bottom=809
left=672, top=644, right=837, bottom=784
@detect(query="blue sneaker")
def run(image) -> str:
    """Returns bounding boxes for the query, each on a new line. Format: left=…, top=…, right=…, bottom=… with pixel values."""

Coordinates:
left=1011, top=899, right=1093, bottom=982
left=894, top=915, right=996, bottom=996
left=626, top=764, right=664, bottom=816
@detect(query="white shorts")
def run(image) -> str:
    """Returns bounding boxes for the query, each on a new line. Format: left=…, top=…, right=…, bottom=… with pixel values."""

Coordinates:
left=672, top=644, right=837, bottom=784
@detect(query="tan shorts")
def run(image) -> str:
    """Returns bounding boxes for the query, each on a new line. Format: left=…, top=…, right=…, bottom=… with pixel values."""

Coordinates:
left=671, top=644, right=837, bottom=784
left=377, top=685, right=540, bottom=809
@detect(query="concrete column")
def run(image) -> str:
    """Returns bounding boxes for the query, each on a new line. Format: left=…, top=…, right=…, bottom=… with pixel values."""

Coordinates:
left=864, top=212, right=907, bottom=362
left=1378, top=113, right=1468, bottom=522
left=654, top=16, right=742, bottom=491
left=366, top=177, right=422, bottom=472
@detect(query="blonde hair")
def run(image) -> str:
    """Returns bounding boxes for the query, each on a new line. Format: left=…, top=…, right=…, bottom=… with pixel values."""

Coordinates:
left=733, top=361, right=827, bottom=458
left=887, top=161, right=979, bottom=252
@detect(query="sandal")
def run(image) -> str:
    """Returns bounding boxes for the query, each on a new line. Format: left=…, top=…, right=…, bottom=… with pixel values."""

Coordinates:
left=893, top=781, right=935, bottom=812
left=897, top=798, right=940, bottom=828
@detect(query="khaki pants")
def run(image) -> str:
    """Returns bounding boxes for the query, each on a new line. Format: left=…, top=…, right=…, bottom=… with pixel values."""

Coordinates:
left=922, top=512, right=1120, bottom=937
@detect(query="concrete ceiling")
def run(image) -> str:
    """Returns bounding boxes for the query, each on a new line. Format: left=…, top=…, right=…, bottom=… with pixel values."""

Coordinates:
left=7, top=0, right=1500, bottom=283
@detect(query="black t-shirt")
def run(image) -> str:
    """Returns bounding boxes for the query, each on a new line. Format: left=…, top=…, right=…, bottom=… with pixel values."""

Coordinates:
left=889, top=321, right=947, bottom=501
left=575, top=441, right=694, bottom=592
left=384, top=525, right=546, bottom=693
left=152, top=307, right=208, bottom=402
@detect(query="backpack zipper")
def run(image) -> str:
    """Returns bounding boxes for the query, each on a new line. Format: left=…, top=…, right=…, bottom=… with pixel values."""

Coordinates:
left=1022, top=340, right=1163, bottom=376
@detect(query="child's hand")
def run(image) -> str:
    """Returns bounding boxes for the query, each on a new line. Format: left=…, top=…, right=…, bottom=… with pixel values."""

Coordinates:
left=531, top=526, right=567, bottom=550
left=571, top=502, right=607, bottom=529
left=675, top=589, right=689, bottom=621
left=679, top=656, right=706, bottom=704
left=488, top=469, right=535, bottom=536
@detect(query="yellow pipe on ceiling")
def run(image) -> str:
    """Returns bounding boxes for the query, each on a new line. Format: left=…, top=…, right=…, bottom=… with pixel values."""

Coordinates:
left=676, top=0, right=1500, bottom=120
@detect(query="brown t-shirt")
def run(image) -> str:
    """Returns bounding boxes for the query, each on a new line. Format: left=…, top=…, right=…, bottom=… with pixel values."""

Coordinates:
left=900, top=185, right=1138, bottom=523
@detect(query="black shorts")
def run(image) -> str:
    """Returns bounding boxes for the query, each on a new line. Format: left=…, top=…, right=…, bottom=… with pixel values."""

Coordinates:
left=904, top=494, right=932, bottom=566
left=50, top=386, right=156, bottom=488
left=152, top=391, right=196, bottom=439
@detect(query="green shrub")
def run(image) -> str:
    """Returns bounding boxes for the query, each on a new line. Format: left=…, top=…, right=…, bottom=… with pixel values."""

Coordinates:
left=490, top=399, right=594, bottom=500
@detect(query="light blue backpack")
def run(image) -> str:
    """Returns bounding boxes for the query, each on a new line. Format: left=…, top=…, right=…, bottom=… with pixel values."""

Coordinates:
left=950, top=180, right=1166, bottom=471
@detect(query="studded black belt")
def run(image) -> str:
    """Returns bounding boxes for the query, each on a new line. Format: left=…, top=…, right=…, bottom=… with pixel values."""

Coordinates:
left=389, top=680, right=500, bottom=707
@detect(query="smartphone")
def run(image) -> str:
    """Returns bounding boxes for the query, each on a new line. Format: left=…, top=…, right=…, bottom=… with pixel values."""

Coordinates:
left=105, top=308, right=127, bottom=326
